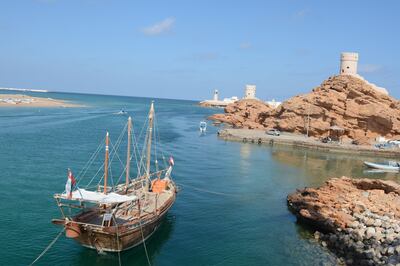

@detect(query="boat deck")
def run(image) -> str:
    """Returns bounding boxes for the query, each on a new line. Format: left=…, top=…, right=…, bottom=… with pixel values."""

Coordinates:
left=76, top=191, right=174, bottom=226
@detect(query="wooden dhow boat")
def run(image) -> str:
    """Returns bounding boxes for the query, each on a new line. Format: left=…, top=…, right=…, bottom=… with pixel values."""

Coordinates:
left=52, top=102, right=178, bottom=252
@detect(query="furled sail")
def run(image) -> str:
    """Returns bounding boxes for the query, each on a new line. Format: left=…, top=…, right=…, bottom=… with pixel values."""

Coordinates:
left=59, top=188, right=137, bottom=204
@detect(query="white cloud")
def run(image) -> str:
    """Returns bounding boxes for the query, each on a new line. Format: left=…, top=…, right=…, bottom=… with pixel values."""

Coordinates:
left=358, top=64, right=382, bottom=73
left=240, top=42, right=252, bottom=49
left=141, top=17, right=175, bottom=36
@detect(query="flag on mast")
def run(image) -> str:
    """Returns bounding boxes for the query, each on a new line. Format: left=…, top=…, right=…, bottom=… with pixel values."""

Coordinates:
left=65, top=168, right=76, bottom=199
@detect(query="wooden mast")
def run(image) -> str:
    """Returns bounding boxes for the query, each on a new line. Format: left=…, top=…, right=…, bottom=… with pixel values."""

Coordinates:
left=145, top=101, right=154, bottom=191
left=103, top=132, right=110, bottom=194
left=125, top=117, right=132, bottom=189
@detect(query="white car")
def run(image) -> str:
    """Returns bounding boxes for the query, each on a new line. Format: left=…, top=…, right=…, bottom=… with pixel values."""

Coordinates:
left=266, top=129, right=280, bottom=136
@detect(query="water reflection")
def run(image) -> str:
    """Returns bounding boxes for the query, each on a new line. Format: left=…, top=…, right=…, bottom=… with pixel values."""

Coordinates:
left=73, top=214, right=175, bottom=266
left=270, top=146, right=400, bottom=182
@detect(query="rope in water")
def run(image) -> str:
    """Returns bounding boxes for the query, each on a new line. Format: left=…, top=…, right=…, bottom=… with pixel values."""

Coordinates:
left=30, top=227, right=65, bottom=265
left=177, top=183, right=236, bottom=197
left=113, top=216, right=122, bottom=266
left=139, top=216, right=151, bottom=266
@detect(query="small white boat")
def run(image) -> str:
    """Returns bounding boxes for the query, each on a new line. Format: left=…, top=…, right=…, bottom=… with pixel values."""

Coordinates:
left=114, top=109, right=128, bottom=115
left=364, top=161, right=400, bottom=171
left=199, top=121, right=207, bottom=133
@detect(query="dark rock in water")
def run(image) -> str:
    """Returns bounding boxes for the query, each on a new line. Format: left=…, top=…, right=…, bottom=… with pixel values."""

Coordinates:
left=287, top=177, right=400, bottom=265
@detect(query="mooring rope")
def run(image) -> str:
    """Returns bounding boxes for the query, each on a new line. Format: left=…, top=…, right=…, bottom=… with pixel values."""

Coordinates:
left=139, top=217, right=151, bottom=266
left=113, top=216, right=122, bottom=266
left=177, top=183, right=236, bottom=197
left=30, top=227, right=65, bottom=265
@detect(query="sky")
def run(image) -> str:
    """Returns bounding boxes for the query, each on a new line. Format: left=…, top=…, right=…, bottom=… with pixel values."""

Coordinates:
left=0, top=0, right=399, bottom=101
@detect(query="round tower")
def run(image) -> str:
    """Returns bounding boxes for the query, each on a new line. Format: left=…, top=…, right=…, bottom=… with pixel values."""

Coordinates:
left=244, top=85, right=256, bottom=99
left=213, top=89, right=219, bottom=101
left=340, top=52, right=358, bottom=75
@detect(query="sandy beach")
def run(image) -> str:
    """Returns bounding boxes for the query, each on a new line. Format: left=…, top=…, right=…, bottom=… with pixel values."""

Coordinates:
left=0, top=94, right=81, bottom=107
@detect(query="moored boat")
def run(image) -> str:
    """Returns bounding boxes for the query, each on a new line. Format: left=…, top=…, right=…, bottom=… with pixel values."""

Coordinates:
left=52, top=102, right=178, bottom=252
left=363, top=161, right=400, bottom=171
left=199, top=121, right=207, bottom=133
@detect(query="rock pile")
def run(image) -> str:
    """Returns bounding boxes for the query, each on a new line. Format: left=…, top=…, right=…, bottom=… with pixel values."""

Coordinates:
left=209, top=75, right=400, bottom=144
left=288, top=177, right=400, bottom=265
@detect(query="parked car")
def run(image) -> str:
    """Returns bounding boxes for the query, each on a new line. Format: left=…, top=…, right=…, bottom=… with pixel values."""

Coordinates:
left=388, top=140, right=400, bottom=147
left=321, top=136, right=332, bottom=143
left=266, top=129, right=280, bottom=136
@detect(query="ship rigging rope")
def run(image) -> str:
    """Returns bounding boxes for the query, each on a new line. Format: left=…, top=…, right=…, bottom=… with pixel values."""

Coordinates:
left=75, top=135, right=105, bottom=187
left=29, top=227, right=65, bottom=265
left=84, top=122, right=126, bottom=189
left=95, top=125, right=127, bottom=188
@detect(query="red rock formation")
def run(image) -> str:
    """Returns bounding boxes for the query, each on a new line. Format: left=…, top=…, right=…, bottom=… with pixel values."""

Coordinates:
left=209, top=75, right=400, bottom=143
left=208, top=99, right=271, bottom=129
left=288, top=177, right=400, bottom=265
left=287, top=177, right=400, bottom=232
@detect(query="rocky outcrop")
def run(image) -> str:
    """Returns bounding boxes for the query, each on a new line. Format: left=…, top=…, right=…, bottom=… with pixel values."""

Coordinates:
left=208, top=99, right=272, bottom=129
left=288, top=177, right=400, bottom=265
left=209, top=75, right=400, bottom=144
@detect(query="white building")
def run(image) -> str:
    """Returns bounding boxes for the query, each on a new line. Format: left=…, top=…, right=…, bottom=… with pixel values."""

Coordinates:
left=244, top=85, right=256, bottom=99
left=266, top=99, right=281, bottom=109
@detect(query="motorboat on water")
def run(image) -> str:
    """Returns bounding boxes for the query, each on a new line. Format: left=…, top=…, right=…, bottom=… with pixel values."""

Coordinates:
left=199, top=121, right=207, bottom=133
left=114, top=109, right=128, bottom=115
left=363, top=161, right=400, bottom=171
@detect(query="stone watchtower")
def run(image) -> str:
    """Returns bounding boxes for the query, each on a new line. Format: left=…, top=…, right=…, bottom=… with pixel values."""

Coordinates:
left=340, top=52, right=358, bottom=75
left=244, top=85, right=256, bottom=99
left=213, top=89, right=219, bottom=101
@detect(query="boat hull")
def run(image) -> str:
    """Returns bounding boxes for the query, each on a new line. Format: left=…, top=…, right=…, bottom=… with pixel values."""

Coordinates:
left=364, top=161, right=400, bottom=171
left=75, top=212, right=167, bottom=252
left=64, top=192, right=176, bottom=252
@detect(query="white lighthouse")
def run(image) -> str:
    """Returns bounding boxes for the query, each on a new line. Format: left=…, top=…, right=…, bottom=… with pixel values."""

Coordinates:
left=340, top=52, right=358, bottom=75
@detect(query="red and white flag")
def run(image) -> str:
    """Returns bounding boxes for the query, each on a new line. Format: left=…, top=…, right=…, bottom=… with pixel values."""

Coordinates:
left=65, top=169, right=76, bottom=199
left=169, top=156, right=175, bottom=166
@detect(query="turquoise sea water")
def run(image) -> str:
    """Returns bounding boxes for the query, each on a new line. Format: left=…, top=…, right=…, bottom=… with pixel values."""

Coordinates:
left=1, top=92, right=399, bottom=266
